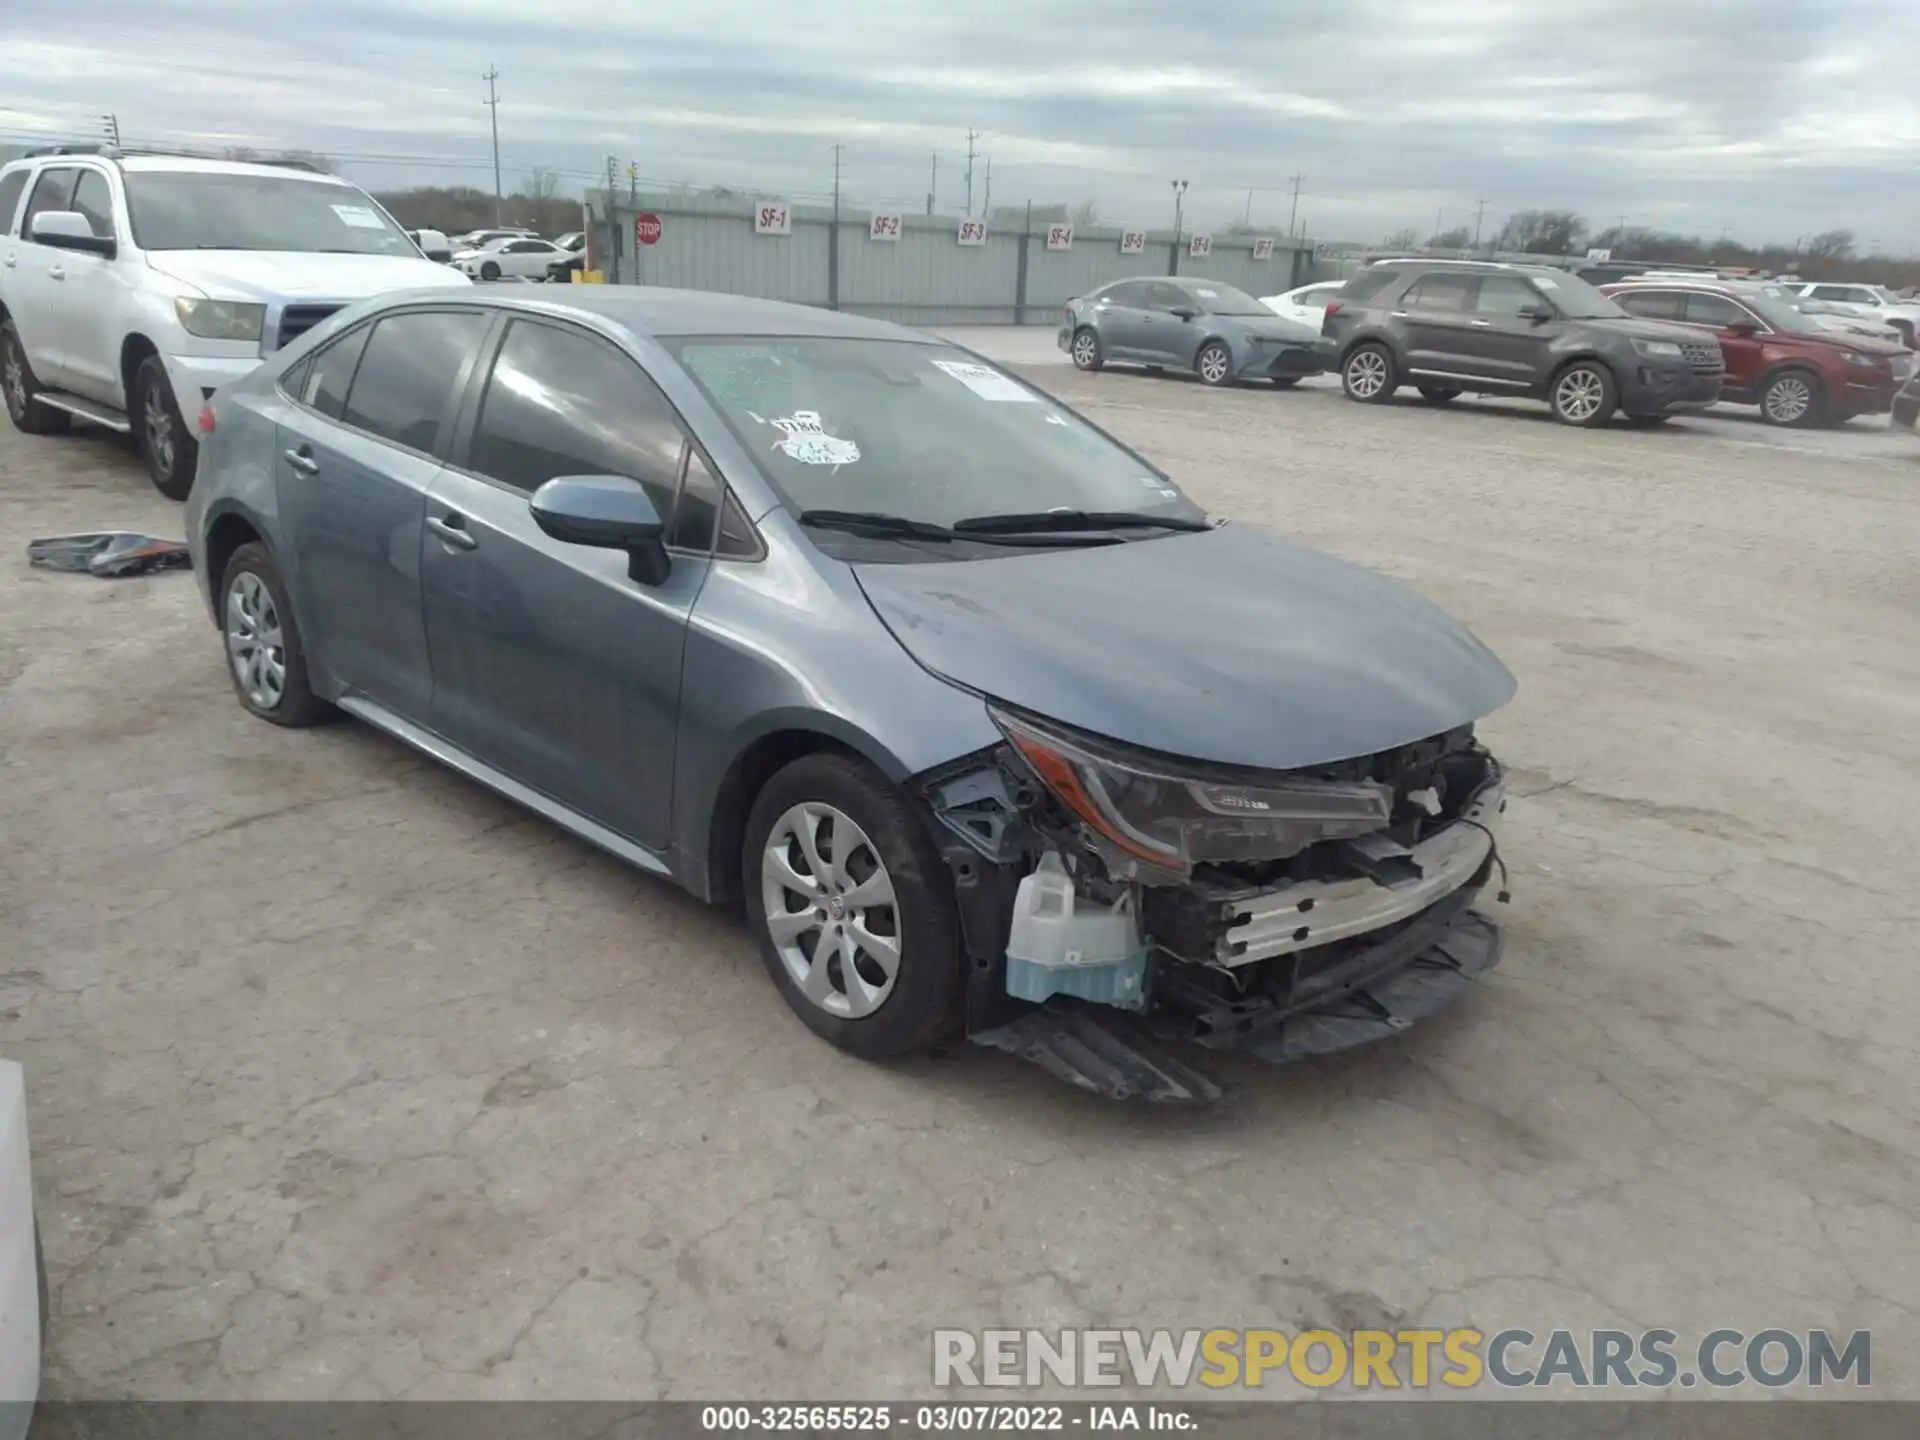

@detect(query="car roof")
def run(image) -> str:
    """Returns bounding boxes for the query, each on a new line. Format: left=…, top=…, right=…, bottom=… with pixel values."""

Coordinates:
left=435, top=287, right=932, bottom=342
left=111, top=155, right=355, bottom=184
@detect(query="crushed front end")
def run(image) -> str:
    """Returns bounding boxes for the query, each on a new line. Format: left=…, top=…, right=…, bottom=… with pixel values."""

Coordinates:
left=918, top=709, right=1509, bottom=1103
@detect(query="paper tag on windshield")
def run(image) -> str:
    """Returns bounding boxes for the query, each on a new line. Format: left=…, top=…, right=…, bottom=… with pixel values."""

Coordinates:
left=930, top=359, right=1037, bottom=403
left=332, top=204, right=385, bottom=230
left=1532, top=276, right=1559, bottom=290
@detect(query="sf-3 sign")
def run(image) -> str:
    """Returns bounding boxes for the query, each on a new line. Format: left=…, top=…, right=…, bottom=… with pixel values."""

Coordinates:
left=754, top=202, right=792, bottom=236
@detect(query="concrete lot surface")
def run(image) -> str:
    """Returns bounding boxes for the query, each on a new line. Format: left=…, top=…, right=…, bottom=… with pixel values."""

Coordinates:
left=2, top=339, right=1917, bottom=1400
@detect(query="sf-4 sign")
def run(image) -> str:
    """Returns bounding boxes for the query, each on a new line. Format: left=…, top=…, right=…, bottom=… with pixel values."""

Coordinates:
left=1251, top=237, right=1275, bottom=260
left=958, top=218, right=987, bottom=246
left=754, top=202, right=792, bottom=236
left=1046, top=224, right=1073, bottom=251
left=869, top=213, right=903, bottom=242
left=1119, top=231, right=1146, bottom=254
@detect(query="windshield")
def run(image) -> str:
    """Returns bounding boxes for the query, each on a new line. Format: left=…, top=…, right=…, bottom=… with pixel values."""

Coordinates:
left=1867, top=286, right=1900, bottom=304
left=1743, top=294, right=1830, bottom=334
left=667, top=337, right=1206, bottom=531
left=1526, top=271, right=1625, bottom=319
left=1184, top=283, right=1271, bottom=317
left=124, top=172, right=414, bottom=254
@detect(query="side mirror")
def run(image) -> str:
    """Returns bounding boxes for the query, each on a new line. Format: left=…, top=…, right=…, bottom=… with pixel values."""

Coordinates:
left=1519, top=303, right=1554, bottom=323
left=30, top=210, right=115, bottom=258
left=529, top=475, right=671, bottom=585
left=1169, top=305, right=1198, bottom=322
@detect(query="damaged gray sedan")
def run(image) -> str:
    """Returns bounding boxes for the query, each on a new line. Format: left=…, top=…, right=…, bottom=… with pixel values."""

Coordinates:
left=185, top=288, right=1516, bottom=1103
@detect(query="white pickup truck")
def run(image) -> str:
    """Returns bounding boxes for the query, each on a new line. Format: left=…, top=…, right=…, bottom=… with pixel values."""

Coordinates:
left=0, top=148, right=469, bottom=498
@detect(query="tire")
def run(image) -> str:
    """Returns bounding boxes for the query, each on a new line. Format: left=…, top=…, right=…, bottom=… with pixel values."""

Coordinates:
left=132, top=354, right=197, bottom=500
left=1890, top=319, right=1913, bottom=349
left=743, top=752, right=963, bottom=1060
left=1548, top=360, right=1618, bottom=427
left=1341, top=343, right=1398, bottom=403
left=1, top=321, right=72, bottom=436
left=1417, top=386, right=1460, bottom=404
left=1270, top=376, right=1301, bottom=389
left=217, top=543, right=334, bottom=727
left=1195, top=340, right=1234, bottom=387
left=1758, top=368, right=1825, bottom=428
left=480, top=261, right=501, bottom=281
left=1069, top=326, right=1104, bottom=372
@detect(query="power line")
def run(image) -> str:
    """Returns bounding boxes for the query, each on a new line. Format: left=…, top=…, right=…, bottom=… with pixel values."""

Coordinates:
left=482, top=66, right=502, bottom=225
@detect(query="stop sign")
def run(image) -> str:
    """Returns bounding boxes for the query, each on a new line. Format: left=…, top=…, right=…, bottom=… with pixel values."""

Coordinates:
left=635, top=212, right=663, bottom=246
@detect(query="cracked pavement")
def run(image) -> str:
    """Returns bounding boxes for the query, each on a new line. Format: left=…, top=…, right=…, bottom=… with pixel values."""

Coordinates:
left=2, top=335, right=1917, bottom=1400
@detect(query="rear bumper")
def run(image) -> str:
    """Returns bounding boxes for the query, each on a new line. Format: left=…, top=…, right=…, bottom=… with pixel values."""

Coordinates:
left=1619, top=364, right=1724, bottom=415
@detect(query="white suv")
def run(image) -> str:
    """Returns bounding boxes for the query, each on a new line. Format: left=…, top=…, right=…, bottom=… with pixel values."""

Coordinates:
left=0, top=149, right=470, bottom=497
left=1783, top=282, right=1920, bottom=348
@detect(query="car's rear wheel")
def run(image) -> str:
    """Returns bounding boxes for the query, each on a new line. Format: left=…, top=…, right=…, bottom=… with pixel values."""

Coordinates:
left=2, top=321, right=71, bottom=436
left=1417, top=386, right=1460, bottom=404
left=1341, top=343, right=1398, bottom=403
left=1549, top=361, right=1617, bottom=427
left=480, top=260, right=502, bottom=281
left=219, top=543, right=334, bottom=728
left=1195, top=341, right=1234, bottom=387
left=132, top=355, right=196, bottom=500
left=743, top=753, right=963, bottom=1059
left=1069, top=326, right=1104, bottom=371
left=1759, top=368, right=1824, bottom=427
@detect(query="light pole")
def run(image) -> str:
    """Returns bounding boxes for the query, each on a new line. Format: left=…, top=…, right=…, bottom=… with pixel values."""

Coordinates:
left=1171, top=179, right=1188, bottom=236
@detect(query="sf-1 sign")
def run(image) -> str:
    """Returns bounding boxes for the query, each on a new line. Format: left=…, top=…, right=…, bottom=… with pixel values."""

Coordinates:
left=754, top=202, right=792, bottom=236
left=869, top=213, right=903, bottom=242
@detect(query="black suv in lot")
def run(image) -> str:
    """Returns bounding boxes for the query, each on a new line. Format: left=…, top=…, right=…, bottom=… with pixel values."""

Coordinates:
left=1323, top=261, right=1726, bottom=427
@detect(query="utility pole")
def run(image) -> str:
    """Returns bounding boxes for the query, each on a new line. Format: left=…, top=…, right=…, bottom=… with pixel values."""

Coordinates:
left=1170, top=180, right=1188, bottom=276
left=982, top=156, right=991, bottom=219
left=964, top=130, right=979, bottom=215
left=1285, top=175, right=1304, bottom=237
left=832, top=143, right=844, bottom=216
left=927, top=152, right=937, bottom=215
left=1434, top=206, right=1444, bottom=241
left=1245, top=188, right=1254, bottom=226
left=628, top=162, right=637, bottom=206
left=604, top=156, right=618, bottom=283
left=829, top=143, right=844, bottom=312
left=101, top=113, right=121, bottom=148
left=483, top=67, right=503, bottom=225
left=1472, top=197, right=1489, bottom=249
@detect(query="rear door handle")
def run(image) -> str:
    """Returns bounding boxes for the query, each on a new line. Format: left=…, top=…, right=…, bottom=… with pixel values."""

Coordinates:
left=47, top=265, right=65, bottom=281
left=426, top=514, right=478, bottom=550
left=1469, top=319, right=1493, bottom=328
left=283, top=447, right=320, bottom=476
left=1, top=254, right=14, bottom=269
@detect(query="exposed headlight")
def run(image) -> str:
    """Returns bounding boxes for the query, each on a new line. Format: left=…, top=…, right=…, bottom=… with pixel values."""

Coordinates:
left=1633, top=339, right=1684, bottom=359
left=1841, top=349, right=1876, bottom=367
left=174, top=298, right=267, bottom=342
left=990, top=706, right=1392, bottom=875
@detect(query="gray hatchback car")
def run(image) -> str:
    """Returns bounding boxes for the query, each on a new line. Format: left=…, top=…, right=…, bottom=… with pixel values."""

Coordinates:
left=1060, top=277, right=1333, bottom=387
left=187, top=288, right=1517, bottom=1101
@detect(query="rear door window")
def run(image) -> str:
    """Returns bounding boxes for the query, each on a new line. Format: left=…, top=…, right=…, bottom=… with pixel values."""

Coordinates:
left=340, top=310, right=489, bottom=454
left=0, top=170, right=30, bottom=236
left=1402, top=272, right=1474, bottom=312
left=1146, top=281, right=1190, bottom=312
left=1614, top=290, right=1684, bottom=321
left=1680, top=293, right=1755, bottom=329
left=1340, top=267, right=1400, bottom=304
left=291, top=324, right=372, bottom=420
left=1101, top=282, right=1151, bottom=309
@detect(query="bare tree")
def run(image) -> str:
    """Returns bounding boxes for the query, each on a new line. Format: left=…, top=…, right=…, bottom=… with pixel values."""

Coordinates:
left=1493, top=208, right=1587, bottom=255
left=1426, top=226, right=1471, bottom=249
left=1070, top=199, right=1101, bottom=230
left=1804, top=229, right=1855, bottom=260
left=523, top=167, right=560, bottom=203
left=1381, top=226, right=1419, bottom=249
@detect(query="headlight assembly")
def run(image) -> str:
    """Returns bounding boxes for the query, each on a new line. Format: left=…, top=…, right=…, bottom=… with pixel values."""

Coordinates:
left=1633, top=339, right=1684, bottom=359
left=174, top=298, right=266, bottom=342
left=990, top=706, right=1393, bottom=874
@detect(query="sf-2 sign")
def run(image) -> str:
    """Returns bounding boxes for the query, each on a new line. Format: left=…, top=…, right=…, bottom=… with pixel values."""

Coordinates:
left=1046, top=225, right=1073, bottom=251
left=1119, top=231, right=1146, bottom=255
left=870, top=213, right=903, bottom=242
left=958, top=218, right=988, bottom=246
left=754, top=202, right=792, bottom=236
left=634, top=213, right=662, bottom=247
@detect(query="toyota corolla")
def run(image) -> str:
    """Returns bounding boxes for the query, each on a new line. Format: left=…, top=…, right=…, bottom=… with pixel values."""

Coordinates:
left=185, top=288, right=1517, bottom=1102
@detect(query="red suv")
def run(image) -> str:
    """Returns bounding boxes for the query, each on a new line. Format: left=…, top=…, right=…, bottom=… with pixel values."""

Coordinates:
left=1599, top=280, right=1905, bottom=426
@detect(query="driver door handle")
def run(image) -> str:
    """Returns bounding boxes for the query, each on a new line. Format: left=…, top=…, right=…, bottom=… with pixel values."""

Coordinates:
left=1469, top=319, right=1493, bottom=328
left=283, top=447, right=320, bottom=476
left=47, top=265, right=65, bottom=281
left=426, top=514, right=478, bottom=551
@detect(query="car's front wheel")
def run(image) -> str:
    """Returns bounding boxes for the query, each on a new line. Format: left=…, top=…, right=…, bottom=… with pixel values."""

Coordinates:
left=1548, top=360, right=1617, bottom=427
left=744, top=753, right=963, bottom=1059
left=1, top=321, right=71, bottom=436
left=1759, top=368, right=1824, bottom=427
left=132, top=355, right=196, bottom=500
left=1341, top=343, right=1398, bottom=403
left=219, top=543, right=334, bottom=727
left=480, top=260, right=502, bottom=281
left=1195, top=340, right=1234, bottom=387
left=1069, top=326, right=1104, bottom=371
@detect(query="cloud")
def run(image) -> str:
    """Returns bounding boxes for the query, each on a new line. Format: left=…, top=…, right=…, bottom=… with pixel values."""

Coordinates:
left=3, top=0, right=1917, bottom=246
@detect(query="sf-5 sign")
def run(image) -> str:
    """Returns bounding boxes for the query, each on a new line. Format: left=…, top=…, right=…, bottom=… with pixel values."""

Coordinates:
left=1119, top=231, right=1146, bottom=254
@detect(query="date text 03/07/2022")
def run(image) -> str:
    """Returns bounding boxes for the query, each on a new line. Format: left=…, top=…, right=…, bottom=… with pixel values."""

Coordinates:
left=698, top=1403, right=1198, bottom=1433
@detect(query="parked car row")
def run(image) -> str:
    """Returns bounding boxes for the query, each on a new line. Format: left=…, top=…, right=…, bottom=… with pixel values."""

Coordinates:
left=1064, top=259, right=1911, bottom=433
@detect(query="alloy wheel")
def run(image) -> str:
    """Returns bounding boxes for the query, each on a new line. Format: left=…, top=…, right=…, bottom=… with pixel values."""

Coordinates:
left=1346, top=349, right=1388, bottom=399
left=760, top=802, right=901, bottom=1019
left=1072, top=331, right=1098, bottom=367
left=1198, top=345, right=1231, bottom=384
left=3, top=341, right=25, bottom=420
left=143, top=387, right=175, bottom=476
left=225, top=572, right=287, bottom=710
left=1554, top=367, right=1606, bottom=423
left=1764, top=375, right=1812, bottom=424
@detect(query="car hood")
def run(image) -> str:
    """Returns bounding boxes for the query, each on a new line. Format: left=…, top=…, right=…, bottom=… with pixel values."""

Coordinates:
left=1788, top=327, right=1905, bottom=356
left=146, top=251, right=472, bottom=301
left=1583, top=315, right=1710, bottom=344
left=852, top=524, right=1517, bottom=772
left=1217, top=314, right=1324, bottom=343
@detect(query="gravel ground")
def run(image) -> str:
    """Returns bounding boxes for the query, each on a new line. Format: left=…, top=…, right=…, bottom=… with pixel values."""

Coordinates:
left=1, top=336, right=1916, bottom=1401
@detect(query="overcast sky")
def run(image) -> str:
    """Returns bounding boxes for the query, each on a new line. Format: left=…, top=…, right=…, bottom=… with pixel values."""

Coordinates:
left=4, top=0, right=1917, bottom=249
